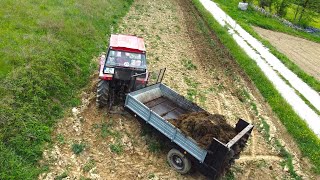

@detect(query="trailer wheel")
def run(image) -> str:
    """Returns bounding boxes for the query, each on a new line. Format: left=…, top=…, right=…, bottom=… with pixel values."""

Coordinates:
left=167, top=149, right=191, bottom=174
left=96, top=79, right=109, bottom=108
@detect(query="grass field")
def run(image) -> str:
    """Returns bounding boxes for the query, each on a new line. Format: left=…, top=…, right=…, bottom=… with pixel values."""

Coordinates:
left=0, top=0, right=133, bottom=179
left=193, top=0, right=320, bottom=174
left=214, top=0, right=320, bottom=43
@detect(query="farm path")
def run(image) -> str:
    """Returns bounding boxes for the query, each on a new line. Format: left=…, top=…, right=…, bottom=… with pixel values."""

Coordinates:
left=38, top=0, right=315, bottom=179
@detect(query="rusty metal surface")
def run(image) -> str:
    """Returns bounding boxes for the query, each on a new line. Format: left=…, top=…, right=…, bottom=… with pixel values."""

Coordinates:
left=144, top=97, right=167, bottom=107
left=144, top=96, right=189, bottom=119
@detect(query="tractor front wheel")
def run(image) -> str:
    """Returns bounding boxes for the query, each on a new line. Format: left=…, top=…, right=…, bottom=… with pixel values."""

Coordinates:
left=96, top=79, right=109, bottom=108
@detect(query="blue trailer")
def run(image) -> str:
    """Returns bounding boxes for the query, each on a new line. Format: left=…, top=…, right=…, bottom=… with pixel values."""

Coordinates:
left=125, top=83, right=253, bottom=179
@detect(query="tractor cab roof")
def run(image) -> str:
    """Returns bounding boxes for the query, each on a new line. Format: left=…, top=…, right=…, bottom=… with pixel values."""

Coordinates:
left=109, top=34, right=146, bottom=53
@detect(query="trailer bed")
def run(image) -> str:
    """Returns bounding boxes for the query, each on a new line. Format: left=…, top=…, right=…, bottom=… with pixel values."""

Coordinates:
left=144, top=97, right=189, bottom=120
left=125, top=83, right=253, bottom=167
left=125, top=83, right=207, bottom=162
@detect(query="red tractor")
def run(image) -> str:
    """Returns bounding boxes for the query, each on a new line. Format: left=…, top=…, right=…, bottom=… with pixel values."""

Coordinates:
left=97, top=34, right=148, bottom=108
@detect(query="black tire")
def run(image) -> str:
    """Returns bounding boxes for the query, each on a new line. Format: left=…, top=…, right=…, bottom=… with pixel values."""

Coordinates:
left=96, top=79, right=109, bottom=108
left=167, top=148, right=191, bottom=174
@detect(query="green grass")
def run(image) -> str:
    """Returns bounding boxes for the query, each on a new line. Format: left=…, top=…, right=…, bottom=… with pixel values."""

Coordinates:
left=250, top=0, right=320, bottom=29
left=285, top=4, right=320, bottom=29
left=192, top=0, right=320, bottom=174
left=148, top=173, right=156, bottom=179
left=213, top=0, right=320, bottom=43
left=92, top=117, right=122, bottom=140
left=146, top=138, right=163, bottom=153
left=82, top=159, right=96, bottom=172
left=71, top=142, right=86, bottom=155
left=109, top=143, right=124, bottom=154
left=0, top=142, right=41, bottom=179
left=140, top=123, right=164, bottom=153
left=54, top=172, right=68, bottom=180
left=223, top=170, right=235, bottom=180
left=259, top=117, right=300, bottom=179
left=0, top=0, right=133, bottom=179
left=56, top=134, right=65, bottom=145
left=181, top=58, right=197, bottom=70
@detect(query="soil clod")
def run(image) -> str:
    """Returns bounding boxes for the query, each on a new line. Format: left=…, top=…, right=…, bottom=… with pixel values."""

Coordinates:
left=168, top=111, right=237, bottom=149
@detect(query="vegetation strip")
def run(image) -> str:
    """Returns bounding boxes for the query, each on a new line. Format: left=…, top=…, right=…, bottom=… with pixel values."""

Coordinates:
left=201, top=0, right=320, bottom=115
left=212, top=0, right=320, bottom=94
left=249, top=0, right=320, bottom=30
left=192, top=0, right=320, bottom=174
left=213, top=0, right=320, bottom=43
left=231, top=31, right=320, bottom=136
left=0, top=0, right=133, bottom=179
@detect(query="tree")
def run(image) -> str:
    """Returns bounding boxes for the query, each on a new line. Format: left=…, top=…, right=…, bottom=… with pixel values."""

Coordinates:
left=275, top=0, right=291, bottom=17
left=259, top=0, right=270, bottom=9
left=293, top=0, right=320, bottom=27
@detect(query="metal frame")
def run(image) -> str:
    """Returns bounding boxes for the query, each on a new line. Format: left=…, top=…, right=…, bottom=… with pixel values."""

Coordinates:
left=125, top=83, right=207, bottom=162
left=124, top=83, right=254, bottom=175
left=130, top=68, right=166, bottom=91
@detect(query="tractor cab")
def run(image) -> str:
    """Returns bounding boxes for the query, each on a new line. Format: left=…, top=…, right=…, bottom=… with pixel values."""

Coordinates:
left=99, top=34, right=147, bottom=81
left=97, top=34, right=148, bottom=108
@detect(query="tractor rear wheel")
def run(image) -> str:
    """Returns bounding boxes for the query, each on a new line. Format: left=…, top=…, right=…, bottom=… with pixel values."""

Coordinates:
left=167, top=148, right=191, bottom=174
left=96, top=79, right=109, bottom=108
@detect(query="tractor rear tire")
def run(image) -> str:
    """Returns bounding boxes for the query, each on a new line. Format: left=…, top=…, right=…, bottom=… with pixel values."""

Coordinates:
left=167, top=148, right=191, bottom=174
left=96, top=79, right=109, bottom=108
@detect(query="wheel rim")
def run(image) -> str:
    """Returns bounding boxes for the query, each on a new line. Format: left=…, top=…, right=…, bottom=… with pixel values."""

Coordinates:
left=171, top=154, right=184, bottom=170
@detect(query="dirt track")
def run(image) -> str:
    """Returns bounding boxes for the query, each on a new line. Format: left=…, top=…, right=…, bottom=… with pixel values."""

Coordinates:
left=39, top=0, right=317, bottom=179
left=253, top=26, right=320, bottom=81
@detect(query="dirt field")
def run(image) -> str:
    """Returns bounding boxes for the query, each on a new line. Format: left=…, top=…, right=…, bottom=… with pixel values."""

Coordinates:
left=253, top=26, right=320, bottom=81
left=39, top=0, right=318, bottom=179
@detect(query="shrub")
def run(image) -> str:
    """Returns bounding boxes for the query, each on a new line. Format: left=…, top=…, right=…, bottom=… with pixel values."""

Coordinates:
left=71, top=143, right=86, bottom=155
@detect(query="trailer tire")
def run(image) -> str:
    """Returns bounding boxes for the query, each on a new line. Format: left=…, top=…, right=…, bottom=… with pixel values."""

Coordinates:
left=96, top=80, right=109, bottom=108
left=167, top=149, right=191, bottom=174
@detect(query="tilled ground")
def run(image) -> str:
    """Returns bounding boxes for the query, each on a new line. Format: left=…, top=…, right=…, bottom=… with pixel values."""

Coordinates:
left=253, top=26, right=320, bottom=81
left=39, top=0, right=317, bottom=179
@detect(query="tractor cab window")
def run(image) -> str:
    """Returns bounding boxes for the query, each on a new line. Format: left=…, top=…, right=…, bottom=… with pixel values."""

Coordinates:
left=106, top=50, right=146, bottom=69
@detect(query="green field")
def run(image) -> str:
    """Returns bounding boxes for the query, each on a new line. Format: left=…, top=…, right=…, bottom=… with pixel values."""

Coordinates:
left=214, top=0, right=320, bottom=43
left=193, top=0, right=320, bottom=174
left=0, top=0, right=131, bottom=77
left=0, top=0, right=132, bottom=179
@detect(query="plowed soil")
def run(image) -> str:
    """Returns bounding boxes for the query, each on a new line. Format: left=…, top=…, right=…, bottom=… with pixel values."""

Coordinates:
left=169, top=112, right=237, bottom=148
left=253, top=26, right=320, bottom=81
left=39, top=0, right=318, bottom=179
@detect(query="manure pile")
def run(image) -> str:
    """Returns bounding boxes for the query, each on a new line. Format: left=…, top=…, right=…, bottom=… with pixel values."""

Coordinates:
left=168, top=111, right=237, bottom=149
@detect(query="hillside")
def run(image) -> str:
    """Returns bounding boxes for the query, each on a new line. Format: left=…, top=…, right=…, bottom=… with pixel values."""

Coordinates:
left=0, top=0, right=133, bottom=178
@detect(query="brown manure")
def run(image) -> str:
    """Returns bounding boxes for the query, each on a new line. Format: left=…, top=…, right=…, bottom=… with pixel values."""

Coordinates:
left=168, top=111, right=237, bottom=149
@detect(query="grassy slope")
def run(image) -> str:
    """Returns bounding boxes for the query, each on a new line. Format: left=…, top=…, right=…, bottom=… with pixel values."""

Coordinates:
left=250, top=0, right=320, bottom=29
left=215, top=0, right=320, bottom=43
left=212, top=0, right=320, bottom=93
left=0, top=0, right=133, bottom=178
left=192, top=0, right=320, bottom=174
